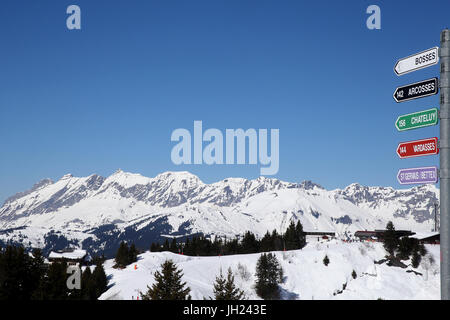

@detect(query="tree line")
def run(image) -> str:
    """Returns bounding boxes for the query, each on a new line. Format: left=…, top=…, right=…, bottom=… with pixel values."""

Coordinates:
left=0, top=245, right=108, bottom=300
left=149, top=221, right=306, bottom=257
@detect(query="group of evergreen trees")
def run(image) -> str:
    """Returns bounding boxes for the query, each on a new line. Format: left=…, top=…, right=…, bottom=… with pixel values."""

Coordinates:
left=383, top=221, right=427, bottom=267
left=114, top=241, right=139, bottom=268
left=150, top=221, right=306, bottom=257
left=140, top=253, right=285, bottom=300
left=0, top=246, right=46, bottom=300
left=140, top=259, right=245, bottom=300
left=75, top=262, right=108, bottom=300
left=0, top=245, right=108, bottom=300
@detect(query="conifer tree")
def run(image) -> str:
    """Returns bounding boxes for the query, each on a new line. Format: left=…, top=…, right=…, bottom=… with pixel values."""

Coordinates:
left=141, top=259, right=191, bottom=300
left=41, top=261, right=69, bottom=300
left=212, top=238, right=222, bottom=256
left=170, top=238, right=178, bottom=253
left=163, top=239, right=170, bottom=251
left=323, top=255, right=330, bottom=266
left=212, top=268, right=245, bottom=300
left=80, top=266, right=95, bottom=300
left=284, top=221, right=298, bottom=250
left=184, top=238, right=191, bottom=255
left=260, top=231, right=272, bottom=252
left=400, top=237, right=419, bottom=259
left=223, top=268, right=245, bottom=300
left=412, top=250, right=421, bottom=268
left=271, top=230, right=283, bottom=251
left=0, top=245, right=40, bottom=300
left=383, top=221, right=398, bottom=256
left=241, top=231, right=259, bottom=254
left=115, top=241, right=130, bottom=268
left=418, top=243, right=427, bottom=256
left=295, top=221, right=306, bottom=249
left=128, top=243, right=138, bottom=264
left=92, top=263, right=108, bottom=298
left=212, top=268, right=226, bottom=299
left=255, top=253, right=283, bottom=300
left=28, top=248, right=46, bottom=296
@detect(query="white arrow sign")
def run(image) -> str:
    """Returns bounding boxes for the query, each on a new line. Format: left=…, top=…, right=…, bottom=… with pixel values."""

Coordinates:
left=394, top=47, right=439, bottom=76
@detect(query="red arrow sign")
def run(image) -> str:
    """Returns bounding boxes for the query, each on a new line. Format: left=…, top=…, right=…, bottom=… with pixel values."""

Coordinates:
left=397, top=137, right=439, bottom=159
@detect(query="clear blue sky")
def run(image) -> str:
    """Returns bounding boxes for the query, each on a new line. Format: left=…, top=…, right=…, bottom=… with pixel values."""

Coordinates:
left=0, top=0, right=448, bottom=203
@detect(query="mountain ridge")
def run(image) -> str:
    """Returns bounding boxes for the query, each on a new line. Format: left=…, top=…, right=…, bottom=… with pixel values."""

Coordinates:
left=0, top=170, right=440, bottom=257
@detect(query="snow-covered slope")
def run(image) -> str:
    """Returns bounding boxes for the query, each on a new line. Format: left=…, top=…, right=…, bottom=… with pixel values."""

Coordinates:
left=0, top=170, right=439, bottom=256
left=99, top=240, right=440, bottom=300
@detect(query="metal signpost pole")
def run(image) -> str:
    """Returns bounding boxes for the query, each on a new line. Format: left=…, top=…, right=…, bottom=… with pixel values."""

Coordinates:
left=440, top=29, right=450, bottom=300
left=394, top=31, right=447, bottom=299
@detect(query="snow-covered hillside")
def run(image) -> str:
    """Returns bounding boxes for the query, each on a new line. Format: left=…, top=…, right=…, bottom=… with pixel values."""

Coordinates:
left=99, top=240, right=440, bottom=300
left=0, top=170, right=439, bottom=256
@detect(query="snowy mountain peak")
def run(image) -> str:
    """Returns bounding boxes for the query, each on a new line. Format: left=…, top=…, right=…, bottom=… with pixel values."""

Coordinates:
left=411, top=184, right=439, bottom=193
left=60, top=174, right=74, bottom=180
left=155, top=171, right=203, bottom=183
left=3, top=178, right=54, bottom=206
left=0, top=170, right=440, bottom=249
left=343, top=182, right=366, bottom=191
left=299, top=180, right=323, bottom=190
left=34, top=178, right=54, bottom=189
left=105, top=170, right=150, bottom=185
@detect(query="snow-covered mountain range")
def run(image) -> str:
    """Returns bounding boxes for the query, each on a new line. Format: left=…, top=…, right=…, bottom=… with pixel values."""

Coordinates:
left=0, top=170, right=439, bottom=257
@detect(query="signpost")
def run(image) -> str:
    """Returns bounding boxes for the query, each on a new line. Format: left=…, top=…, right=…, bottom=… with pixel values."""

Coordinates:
left=394, top=47, right=439, bottom=76
left=396, top=166, right=439, bottom=185
left=393, top=78, right=438, bottom=103
left=393, top=31, right=450, bottom=299
left=395, top=108, right=438, bottom=131
left=396, top=137, right=439, bottom=159
left=439, top=29, right=450, bottom=300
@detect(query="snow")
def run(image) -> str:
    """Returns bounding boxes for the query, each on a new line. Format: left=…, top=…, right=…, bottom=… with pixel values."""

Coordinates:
left=0, top=226, right=96, bottom=249
left=409, top=232, right=439, bottom=240
left=49, top=249, right=87, bottom=260
left=99, top=241, right=440, bottom=300
left=103, top=170, right=153, bottom=189
left=0, top=170, right=440, bottom=249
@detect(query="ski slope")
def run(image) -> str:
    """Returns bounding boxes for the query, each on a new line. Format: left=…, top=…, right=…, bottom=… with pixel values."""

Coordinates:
left=99, top=240, right=440, bottom=300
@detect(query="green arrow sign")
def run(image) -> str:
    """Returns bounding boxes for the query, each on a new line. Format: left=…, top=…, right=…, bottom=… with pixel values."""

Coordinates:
left=395, top=108, right=439, bottom=131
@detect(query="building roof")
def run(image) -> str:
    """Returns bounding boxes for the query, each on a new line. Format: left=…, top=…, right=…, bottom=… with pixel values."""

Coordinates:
left=355, top=230, right=415, bottom=237
left=304, top=231, right=336, bottom=235
left=48, top=249, right=87, bottom=260
left=408, top=232, right=439, bottom=240
left=354, top=231, right=378, bottom=236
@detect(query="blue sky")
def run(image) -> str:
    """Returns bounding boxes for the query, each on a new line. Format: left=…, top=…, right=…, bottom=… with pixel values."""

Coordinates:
left=0, top=0, right=448, bottom=203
